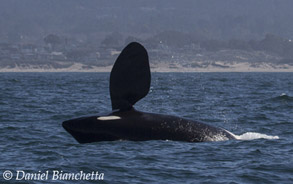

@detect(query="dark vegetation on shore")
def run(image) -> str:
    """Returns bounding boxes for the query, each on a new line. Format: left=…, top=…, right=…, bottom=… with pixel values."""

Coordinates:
left=1, top=32, right=292, bottom=69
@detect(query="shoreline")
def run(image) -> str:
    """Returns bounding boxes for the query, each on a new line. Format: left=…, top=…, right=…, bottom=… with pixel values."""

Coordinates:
left=0, top=62, right=293, bottom=73
left=1, top=68, right=293, bottom=73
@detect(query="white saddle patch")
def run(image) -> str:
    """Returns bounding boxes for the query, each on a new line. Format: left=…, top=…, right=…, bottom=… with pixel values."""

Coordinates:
left=97, top=116, right=121, bottom=120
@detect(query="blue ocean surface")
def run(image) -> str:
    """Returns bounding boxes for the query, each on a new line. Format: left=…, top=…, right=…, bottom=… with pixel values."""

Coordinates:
left=0, top=72, right=292, bottom=184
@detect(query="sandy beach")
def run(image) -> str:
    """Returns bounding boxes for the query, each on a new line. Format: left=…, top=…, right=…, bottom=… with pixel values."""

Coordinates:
left=1, top=62, right=293, bottom=72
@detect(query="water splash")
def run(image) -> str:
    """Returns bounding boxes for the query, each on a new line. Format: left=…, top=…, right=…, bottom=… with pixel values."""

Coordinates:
left=204, top=134, right=230, bottom=142
left=233, top=132, right=279, bottom=140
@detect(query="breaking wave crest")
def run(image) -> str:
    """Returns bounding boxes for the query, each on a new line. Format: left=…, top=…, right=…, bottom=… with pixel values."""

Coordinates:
left=271, top=93, right=293, bottom=102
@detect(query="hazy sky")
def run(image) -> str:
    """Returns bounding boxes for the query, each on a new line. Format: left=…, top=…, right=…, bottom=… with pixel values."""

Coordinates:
left=1, top=0, right=293, bottom=42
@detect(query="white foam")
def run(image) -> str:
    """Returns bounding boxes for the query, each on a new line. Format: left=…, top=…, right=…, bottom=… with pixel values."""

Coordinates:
left=97, top=116, right=121, bottom=120
left=231, top=132, right=279, bottom=140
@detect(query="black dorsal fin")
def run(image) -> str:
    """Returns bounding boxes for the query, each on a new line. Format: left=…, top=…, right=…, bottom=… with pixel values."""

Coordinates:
left=110, top=42, right=151, bottom=110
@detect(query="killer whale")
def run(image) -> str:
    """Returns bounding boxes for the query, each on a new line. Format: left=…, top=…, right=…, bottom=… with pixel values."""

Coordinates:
left=62, top=42, right=236, bottom=143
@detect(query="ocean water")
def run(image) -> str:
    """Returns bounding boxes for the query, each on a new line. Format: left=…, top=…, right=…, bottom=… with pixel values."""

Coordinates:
left=0, top=72, right=292, bottom=184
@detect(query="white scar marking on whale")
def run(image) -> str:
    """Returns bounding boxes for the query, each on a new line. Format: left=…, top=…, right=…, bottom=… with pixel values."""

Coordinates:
left=97, top=116, right=121, bottom=120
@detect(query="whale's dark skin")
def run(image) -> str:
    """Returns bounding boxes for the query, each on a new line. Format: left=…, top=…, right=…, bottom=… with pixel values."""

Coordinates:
left=63, top=108, right=235, bottom=143
left=62, top=42, right=236, bottom=143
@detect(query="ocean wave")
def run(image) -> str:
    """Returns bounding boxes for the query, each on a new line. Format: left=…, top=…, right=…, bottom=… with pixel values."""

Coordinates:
left=270, top=93, right=293, bottom=102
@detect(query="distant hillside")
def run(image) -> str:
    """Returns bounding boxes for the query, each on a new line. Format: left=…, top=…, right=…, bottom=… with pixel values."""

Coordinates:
left=1, top=0, right=293, bottom=43
left=1, top=0, right=293, bottom=72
